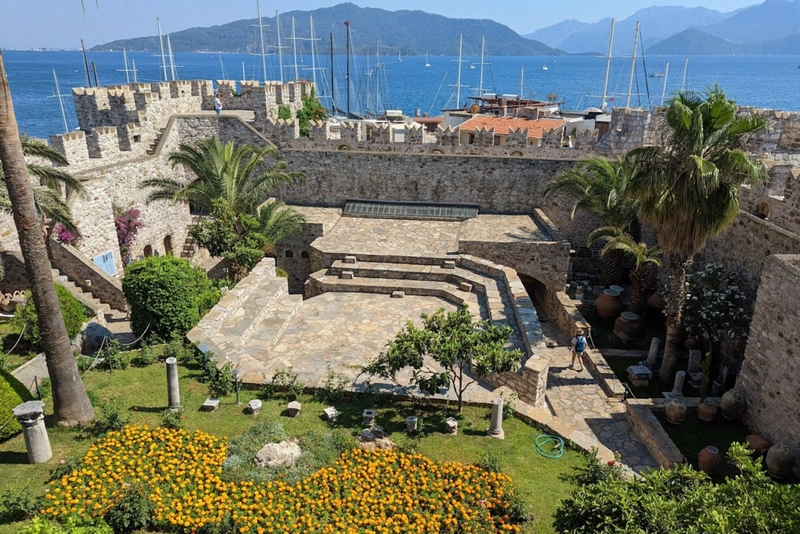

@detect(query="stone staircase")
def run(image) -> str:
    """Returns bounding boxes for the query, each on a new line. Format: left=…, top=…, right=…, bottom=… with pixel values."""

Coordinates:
left=50, top=266, right=126, bottom=324
left=146, top=126, right=167, bottom=156
left=306, top=254, right=538, bottom=354
left=181, top=215, right=205, bottom=259
left=187, top=259, right=304, bottom=383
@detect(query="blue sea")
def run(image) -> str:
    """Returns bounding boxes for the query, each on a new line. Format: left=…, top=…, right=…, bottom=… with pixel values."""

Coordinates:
left=4, top=49, right=800, bottom=140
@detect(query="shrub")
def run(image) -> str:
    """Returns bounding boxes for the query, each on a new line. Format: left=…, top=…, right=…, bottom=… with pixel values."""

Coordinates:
left=161, top=407, right=184, bottom=430
left=103, top=340, right=130, bottom=371
left=261, top=368, right=303, bottom=401
left=122, top=256, right=219, bottom=340
left=53, top=223, right=80, bottom=247
left=0, top=367, right=33, bottom=441
left=104, top=482, right=153, bottom=534
left=11, top=284, right=90, bottom=351
left=0, top=485, right=42, bottom=523
left=113, top=207, right=144, bottom=263
left=20, top=516, right=112, bottom=534
left=130, top=343, right=157, bottom=367
left=82, top=399, right=128, bottom=438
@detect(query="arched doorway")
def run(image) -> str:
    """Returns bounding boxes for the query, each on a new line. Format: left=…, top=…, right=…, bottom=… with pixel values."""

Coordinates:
left=143, top=245, right=153, bottom=258
left=164, top=235, right=173, bottom=255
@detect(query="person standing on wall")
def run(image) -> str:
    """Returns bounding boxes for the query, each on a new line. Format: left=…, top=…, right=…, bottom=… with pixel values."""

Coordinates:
left=214, top=93, right=224, bottom=115
left=570, top=329, right=586, bottom=372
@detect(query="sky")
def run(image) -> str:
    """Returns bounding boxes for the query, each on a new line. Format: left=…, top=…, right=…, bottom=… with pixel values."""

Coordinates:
left=0, top=0, right=761, bottom=49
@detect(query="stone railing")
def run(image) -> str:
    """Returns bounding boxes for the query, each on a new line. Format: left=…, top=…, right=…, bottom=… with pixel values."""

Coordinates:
left=47, top=240, right=127, bottom=312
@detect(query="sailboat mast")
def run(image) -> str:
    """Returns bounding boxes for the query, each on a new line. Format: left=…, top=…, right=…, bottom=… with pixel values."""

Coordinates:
left=242, top=62, right=246, bottom=80
left=80, top=39, right=92, bottom=87
left=256, top=0, right=267, bottom=83
left=660, top=61, right=670, bottom=106
left=310, top=16, right=317, bottom=89
left=122, top=48, right=130, bottom=84
left=330, top=33, right=335, bottom=108
left=456, top=34, right=463, bottom=108
left=601, top=18, right=615, bottom=111
left=346, top=21, right=351, bottom=118
left=479, top=36, right=485, bottom=97
left=167, top=35, right=177, bottom=80
left=626, top=19, right=640, bottom=108
left=520, top=66, right=524, bottom=101
left=375, top=38, right=380, bottom=116
left=277, top=11, right=284, bottom=84
left=681, top=57, right=689, bottom=92
left=132, top=59, right=138, bottom=83
left=157, top=18, right=168, bottom=82
left=53, top=69, right=69, bottom=133
left=291, top=16, right=299, bottom=81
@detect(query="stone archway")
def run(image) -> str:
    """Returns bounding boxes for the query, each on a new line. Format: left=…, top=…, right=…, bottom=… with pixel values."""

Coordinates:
left=143, top=245, right=153, bottom=258
left=164, top=235, right=173, bottom=255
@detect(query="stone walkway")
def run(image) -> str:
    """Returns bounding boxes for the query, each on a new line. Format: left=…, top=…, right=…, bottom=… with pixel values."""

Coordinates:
left=535, top=318, right=658, bottom=473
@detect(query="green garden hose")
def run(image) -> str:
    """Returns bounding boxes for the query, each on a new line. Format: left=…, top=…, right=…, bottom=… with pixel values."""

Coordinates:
left=535, top=434, right=565, bottom=459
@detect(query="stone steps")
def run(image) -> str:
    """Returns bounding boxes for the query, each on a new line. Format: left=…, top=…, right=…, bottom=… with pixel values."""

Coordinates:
left=307, top=269, right=524, bottom=352
left=146, top=127, right=167, bottom=156
left=50, top=267, right=110, bottom=322
left=214, top=279, right=287, bottom=348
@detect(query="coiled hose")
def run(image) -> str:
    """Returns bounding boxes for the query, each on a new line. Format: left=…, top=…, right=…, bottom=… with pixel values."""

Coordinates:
left=535, top=434, right=565, bottom=459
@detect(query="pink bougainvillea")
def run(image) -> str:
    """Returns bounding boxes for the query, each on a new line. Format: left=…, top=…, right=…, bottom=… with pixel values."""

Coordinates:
left=114, top=208, right=144, bottom=262
left=53, top=223, right=80, bottom=247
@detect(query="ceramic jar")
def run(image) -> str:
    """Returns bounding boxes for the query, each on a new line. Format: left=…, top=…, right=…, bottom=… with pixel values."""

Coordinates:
left=698, top=402, right=718, bottom=422
left=745, top=435, right=771, bottom=457
left=720, top=389, right=745, bottom=421
left=665, top=398, right=687, bottom=424
left=596, top=288, right=623, bottom=321
left=765, top=444, right=795, bottom=479
left=614, top=311, right=642, bottom=342
left=698, top=445, right=722, bottom=474
left=648, top=291, right=666, bottom=310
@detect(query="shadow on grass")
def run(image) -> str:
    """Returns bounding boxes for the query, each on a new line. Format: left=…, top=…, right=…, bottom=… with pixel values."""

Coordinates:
left=128, top=406, right=164, bottom=414
left=0, top=451, right=29, bottom=465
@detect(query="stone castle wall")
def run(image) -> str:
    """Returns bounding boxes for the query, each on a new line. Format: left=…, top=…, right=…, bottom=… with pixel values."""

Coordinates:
left=736, top=254, right=800, bottom=468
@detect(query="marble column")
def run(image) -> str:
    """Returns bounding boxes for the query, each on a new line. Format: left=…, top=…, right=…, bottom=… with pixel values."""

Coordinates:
left=166, top=357, right=181, bottom=411
left=13, top=400, right=52, bottom=464
left=671, top=370, right=687, bottom=398
left=645, top=337, right=661, bottom=368
left=487, top=398, right=505, bottom=439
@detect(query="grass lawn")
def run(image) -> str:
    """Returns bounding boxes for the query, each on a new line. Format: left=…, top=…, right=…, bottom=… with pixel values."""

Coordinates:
left=0, top=357, right=584, bottom=534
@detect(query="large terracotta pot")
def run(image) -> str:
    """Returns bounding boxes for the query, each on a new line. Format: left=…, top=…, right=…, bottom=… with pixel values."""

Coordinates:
left=745, top=435, right=771, bottom=457
left=720, top=389, right=745, bottom=421
left=648, top=291, right=666, bottom=310
left=684, top=337, right=699, bottom=350
left=665, top=398, right=687, bottom=425
left=765, top=444, right=796, bottom=479
left=614, top=311, right=642, bottom=342
left=596, top=289, right=623, bottom=321
left=698, top=445, right=722, bottom=474
left=698, top=402, right=718, bottom=422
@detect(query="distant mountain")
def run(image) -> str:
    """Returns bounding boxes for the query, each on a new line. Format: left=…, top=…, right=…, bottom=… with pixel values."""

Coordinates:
left=700, top=0, right=800, bottom=43
left=526, top=6, right=731, bottom=54
left=647, top=28, right=750, bottom=55
left=92, top=3, right=562, bottom=56
left=645, top=0, right=800, bottom=54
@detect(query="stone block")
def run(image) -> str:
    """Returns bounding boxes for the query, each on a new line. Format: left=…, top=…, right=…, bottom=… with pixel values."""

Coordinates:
left=406, top=416, right=419, bottom=432
left=340, top=270, right=354, bottom=280
left=201, top=398, right=220, bottom=412
left=247, top=399, right=263, bottom=415
left=287, top=400, right=301, bottom=417
left=444, top=417, right=458, bottom=435
left=343, top=255, right=357, bottom=264
left=459, top=282, right=473, bottom=292
left=442, top=260, right=456, bottom=270
left=323, top=406, right=339, bottom=422
left=391, top=291, right=405, bottom=299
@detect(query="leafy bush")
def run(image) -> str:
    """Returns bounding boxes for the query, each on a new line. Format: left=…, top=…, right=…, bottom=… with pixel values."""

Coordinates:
left=554, top=443, right=800, bottom=533
left=11, top=284, right=90, bottom=351
left=0, top=367, right=33, bottom=441
left=113, top=207, right=144, bottom=263
left=53, top=223, right=80, bottom=247
left=316, top=362, right=350, bottom=403
left=103, top=340, right=129, bottom=371
left=122, top=256, right=219, bottom=340
left=261, top=368, right=303, bottom=401
left=82, top=399, right=128, bottom=438
left=130, top=343, right=157, bottom=367
left=161, top=407, right=184, bottom=430
left=0, top=485, right=43, bottom=523
left=20, top=516, right=112, bottom=534
left=104, top=482, right=153, bottom=534
left=681, top=262, right=753, bottom=342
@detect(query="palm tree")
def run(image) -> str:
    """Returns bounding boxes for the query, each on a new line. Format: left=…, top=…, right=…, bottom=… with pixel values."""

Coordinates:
left=0, top=136, right=86, bottom=235
left=257, top=199, right=305, bottom=252
left=542, top=157, right=640, bottom=286
left=627, top=87, right=766, bottom=382
left=0, top=51, right=94, bottom=424
left=589, top=227, right=661, bottom=316
left=141, top=136, right=304, bottom=216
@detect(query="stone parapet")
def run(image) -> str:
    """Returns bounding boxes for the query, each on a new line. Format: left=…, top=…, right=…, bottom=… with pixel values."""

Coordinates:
left=625, top=399, right=685, bottom=468
left=47, top=240, right=127, bottom=312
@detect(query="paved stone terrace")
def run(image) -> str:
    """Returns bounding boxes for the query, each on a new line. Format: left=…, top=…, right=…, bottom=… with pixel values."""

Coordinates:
left=459, top=214, right=553, bottom=243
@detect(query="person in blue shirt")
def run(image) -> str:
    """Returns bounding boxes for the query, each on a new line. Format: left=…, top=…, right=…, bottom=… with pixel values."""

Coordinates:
left=570, top=329, right=586, bottom=372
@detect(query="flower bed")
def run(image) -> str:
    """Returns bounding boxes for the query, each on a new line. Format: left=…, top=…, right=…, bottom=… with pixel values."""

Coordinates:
left=43, top=425, right=523, bottom=533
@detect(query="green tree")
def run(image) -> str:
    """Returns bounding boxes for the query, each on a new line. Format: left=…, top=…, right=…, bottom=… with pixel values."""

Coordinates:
left=627, top=87, right=766, bottom=382
left=296, top=87, right=328, bottom=137
left=542, top=157, right=639, bottom=286
left=588, top=228, right=661, bottom=316
left=0, top=51, right=94, bottom=425
left=362, top=304, right=522, bottom=412
left=141, top=136, right=304, bottom=216
left=122, top=256, right=219, bottom=340
left=0, top=136, right=87, bottom=236
left=11, top=284, right=90, bottom=351
left=277, top=104, right=292, bottom=121
left=554, top=443, right=800, bottom=533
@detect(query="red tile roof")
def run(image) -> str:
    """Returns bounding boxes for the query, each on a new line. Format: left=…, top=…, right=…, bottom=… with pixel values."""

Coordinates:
left=458, top=115, right=566, bottom=139
left=413, top=116, right=444, bottom=125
